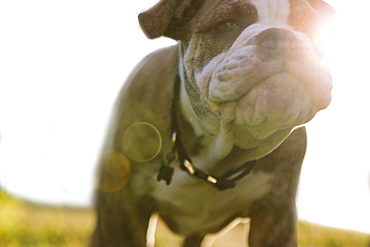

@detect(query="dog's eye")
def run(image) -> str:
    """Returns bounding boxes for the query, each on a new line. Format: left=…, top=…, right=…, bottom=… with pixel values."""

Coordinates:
left=214, top=20, right=239, bottom=33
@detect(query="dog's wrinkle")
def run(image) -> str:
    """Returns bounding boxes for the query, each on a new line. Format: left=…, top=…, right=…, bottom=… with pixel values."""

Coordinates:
left=210, top=49, right=330, bottom=107
left=207, top=25, right=319, bottom=102
left=217, top=71, right=286, bottom=104
left=210, top=66, right=283, bottom=103
left=201, top=102, right=222, bottom=121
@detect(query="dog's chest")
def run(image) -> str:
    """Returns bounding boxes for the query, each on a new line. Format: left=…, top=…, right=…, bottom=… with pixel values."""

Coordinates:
left=150, top=167, right=272, bottom=235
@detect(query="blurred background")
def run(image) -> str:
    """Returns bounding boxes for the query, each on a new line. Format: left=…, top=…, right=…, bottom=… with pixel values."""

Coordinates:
left=0, top=0, right=369, bottom=235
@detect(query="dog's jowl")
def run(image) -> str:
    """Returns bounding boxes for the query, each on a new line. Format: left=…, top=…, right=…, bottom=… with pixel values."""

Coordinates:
left=91, top=0, right=334, bottom=246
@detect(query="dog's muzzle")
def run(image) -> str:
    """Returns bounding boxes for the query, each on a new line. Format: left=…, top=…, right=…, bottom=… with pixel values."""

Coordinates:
left=205, top=25, right=332, bottom=140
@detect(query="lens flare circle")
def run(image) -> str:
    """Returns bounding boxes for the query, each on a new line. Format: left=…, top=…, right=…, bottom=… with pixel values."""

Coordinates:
left=122, top=122, right=162, bottom=162
left=96, top=150, right=131, bottom=193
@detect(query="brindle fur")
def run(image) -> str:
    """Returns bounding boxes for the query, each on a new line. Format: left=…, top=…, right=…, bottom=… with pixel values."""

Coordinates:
left=90, top=0, right=334, bottom=246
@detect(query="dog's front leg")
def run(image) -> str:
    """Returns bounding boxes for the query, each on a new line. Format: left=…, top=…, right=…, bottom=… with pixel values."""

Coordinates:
left=182, top=234, right=205, bottom=247
left=90, top=188, right=153, bottom=247
left=247, top=128, right=306, bottom=247
left=248, top=201, right=298, bottom=247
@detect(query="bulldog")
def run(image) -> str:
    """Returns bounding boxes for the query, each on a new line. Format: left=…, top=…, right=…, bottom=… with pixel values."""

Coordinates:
left=91, top=0, right=334, bottom=246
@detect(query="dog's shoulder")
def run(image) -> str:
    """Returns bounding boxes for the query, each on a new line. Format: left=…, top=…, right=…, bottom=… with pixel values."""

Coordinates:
left=103, top=45, right=180, bottom=159
left=113, top=45, right=179, bottom=114
left=119, top=44, right=179, bottom=120
left=123, top=45, right=179, bottom=97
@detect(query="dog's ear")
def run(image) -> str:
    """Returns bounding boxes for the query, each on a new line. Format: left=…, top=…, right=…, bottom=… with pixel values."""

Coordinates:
left=308, top=0, right=336, bottom=20
left=139, top=0, right=204, bottom=40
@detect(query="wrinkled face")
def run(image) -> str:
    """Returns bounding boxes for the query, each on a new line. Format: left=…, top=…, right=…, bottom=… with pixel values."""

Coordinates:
left=181, top=0, right=332, bottom=149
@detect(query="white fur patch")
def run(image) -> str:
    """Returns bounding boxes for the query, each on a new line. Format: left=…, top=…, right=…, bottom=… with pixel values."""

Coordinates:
left=151, top=169, right=272, bottom=235
left=250, top=0, right=291, bottom=27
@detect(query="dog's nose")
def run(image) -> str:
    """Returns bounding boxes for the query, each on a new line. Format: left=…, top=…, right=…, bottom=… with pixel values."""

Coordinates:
left=258, top=29, right=298, bottom=57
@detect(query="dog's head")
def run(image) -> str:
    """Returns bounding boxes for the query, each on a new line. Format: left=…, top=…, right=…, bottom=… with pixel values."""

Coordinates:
left=139, top=0, right=334, bottom=160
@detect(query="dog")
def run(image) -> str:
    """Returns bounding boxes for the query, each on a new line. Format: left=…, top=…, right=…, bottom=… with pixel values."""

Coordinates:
left=90, top=0, right=334, bottom=246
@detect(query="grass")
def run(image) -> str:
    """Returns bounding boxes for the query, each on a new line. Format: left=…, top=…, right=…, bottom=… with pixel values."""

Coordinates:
left=0, top=190, right=369, bottom=247
left=0, top=190, right=94, bottom=247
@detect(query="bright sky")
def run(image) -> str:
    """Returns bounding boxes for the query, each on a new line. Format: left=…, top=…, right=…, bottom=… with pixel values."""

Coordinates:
left=0, top=0, right=369, bottom=234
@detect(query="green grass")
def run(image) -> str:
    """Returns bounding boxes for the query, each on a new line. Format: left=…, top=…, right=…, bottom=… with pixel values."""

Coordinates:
left=0, top=190, right=369, bottom=247
left=0, top=190, right=94, bottom=247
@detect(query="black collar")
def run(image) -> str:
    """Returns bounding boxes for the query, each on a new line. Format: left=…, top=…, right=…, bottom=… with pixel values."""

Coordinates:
left=157, top=74, right=256, bottom=191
